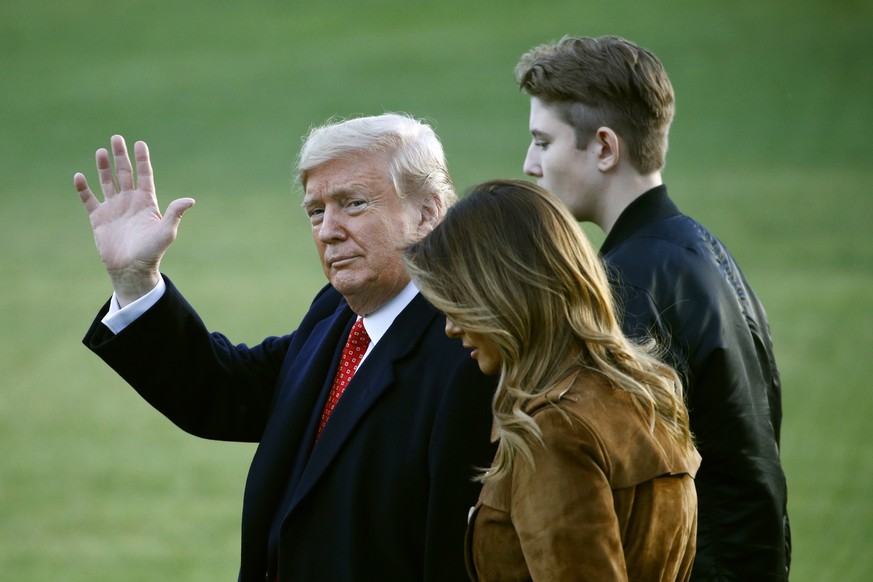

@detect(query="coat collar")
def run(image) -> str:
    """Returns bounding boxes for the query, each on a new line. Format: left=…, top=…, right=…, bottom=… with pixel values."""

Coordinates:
left=600, top=184, right=680, bottom=256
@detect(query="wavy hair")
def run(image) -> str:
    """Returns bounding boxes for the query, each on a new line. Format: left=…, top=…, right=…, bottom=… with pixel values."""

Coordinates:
left=404, top=179, right=694, bottom=482
left=296, top=112, right=456, bottom=213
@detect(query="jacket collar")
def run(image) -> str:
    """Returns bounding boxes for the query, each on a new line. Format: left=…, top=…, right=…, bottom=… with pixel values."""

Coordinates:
left=600, top=184, right=680, bottom=255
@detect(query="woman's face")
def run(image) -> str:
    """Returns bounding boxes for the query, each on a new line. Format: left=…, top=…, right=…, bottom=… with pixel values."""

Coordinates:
left=444, top=317, right=502, bottom=376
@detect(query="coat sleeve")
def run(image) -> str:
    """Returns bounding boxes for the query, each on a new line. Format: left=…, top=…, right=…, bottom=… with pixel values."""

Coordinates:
left=511, top=408, right=629, bottom=582
left=82, top=276, right=294, bottom=442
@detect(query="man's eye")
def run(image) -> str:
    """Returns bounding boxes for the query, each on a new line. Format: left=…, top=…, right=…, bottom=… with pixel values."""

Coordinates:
left=534, top=141, right=549, bottom=150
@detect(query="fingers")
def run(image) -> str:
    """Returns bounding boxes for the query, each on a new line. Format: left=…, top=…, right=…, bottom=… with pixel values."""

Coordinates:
left=111, top=135, right=134, bottom=192
left=134, top=140, right=155, bottom=194
left=93, top=135, right=154, bottom=198
left=112, top=135, right=135, bottom=192
left=96, top=146, right=117, bottom=198
left=74, top=172, right=100, bottom=213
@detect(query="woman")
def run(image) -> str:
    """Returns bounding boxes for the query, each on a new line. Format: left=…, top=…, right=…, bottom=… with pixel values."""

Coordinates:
left=404, top=180, right=701, bottom=581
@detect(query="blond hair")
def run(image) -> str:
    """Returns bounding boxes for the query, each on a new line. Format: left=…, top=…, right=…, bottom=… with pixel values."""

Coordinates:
left=404, top=179, right=694, bottom=482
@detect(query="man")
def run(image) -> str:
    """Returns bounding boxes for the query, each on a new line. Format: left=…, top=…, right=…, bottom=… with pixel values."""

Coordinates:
left=515, top=36, right=790, bottom=580
left=73, top=113, right=495, bottom=581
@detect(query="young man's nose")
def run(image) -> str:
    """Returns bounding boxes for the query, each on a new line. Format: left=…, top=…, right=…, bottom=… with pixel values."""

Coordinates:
left=523, top=146, right=541, bottom=177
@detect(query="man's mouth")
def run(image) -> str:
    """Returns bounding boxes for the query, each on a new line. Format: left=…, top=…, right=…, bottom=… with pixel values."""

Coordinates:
left=329, top=255, right=358, bottom=268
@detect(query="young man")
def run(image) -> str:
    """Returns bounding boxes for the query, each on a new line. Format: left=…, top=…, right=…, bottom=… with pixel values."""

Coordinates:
left=516, top=36, right=790, bottom=580
left=74, top=114, right=495, bottom=581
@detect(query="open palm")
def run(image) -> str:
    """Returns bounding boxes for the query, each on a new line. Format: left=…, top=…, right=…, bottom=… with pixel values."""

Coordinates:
left=75, top=135, right=195, bottom=305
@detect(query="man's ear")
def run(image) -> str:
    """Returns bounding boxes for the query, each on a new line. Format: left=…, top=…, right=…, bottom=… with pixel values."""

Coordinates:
left=417, top=195, right=442, bottom=236
left=594, top=127, right=621, bottom=172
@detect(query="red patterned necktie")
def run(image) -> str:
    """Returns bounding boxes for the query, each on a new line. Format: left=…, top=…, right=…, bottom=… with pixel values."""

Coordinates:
left=316, top=317, right=371, bottom=439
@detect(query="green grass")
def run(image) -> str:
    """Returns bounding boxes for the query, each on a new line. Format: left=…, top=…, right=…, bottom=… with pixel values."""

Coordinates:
left=2, top=0, right=871, bottom=579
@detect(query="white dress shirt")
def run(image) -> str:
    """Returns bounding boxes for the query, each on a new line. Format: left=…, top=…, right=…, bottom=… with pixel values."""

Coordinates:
left=101, top=277, right=421, bottom=363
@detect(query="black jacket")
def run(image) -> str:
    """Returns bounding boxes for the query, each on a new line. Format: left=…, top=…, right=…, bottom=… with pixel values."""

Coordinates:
left=601, top=186, right=790, bottom=581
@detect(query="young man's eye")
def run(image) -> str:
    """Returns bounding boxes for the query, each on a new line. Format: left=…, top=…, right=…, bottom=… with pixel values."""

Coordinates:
left=534, top=140, right=549, bottom=150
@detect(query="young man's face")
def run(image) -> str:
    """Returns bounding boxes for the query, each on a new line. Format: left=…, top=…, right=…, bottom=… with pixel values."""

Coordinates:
left=523, top=97, right=601, bottom=222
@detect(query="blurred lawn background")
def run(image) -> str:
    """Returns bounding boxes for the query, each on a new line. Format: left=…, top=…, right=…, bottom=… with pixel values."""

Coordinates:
left=2, top=0, right=871, bottom=579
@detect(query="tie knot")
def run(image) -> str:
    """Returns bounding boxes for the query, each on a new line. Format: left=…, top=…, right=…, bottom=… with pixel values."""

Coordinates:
left=348, top=317, right=370, bottom=348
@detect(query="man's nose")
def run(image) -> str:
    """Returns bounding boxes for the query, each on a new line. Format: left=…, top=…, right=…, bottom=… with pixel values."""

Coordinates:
left=318, top=206, right=346, bottom=242
left=523, top=145, right=541, bottom=177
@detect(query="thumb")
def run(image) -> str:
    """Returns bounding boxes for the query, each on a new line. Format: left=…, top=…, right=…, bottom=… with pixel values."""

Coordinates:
left=164, top=198, right=196, bottom=223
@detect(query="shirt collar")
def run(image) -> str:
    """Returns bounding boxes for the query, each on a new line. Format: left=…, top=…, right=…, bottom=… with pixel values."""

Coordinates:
left=360, top=280, right=419, bottom=347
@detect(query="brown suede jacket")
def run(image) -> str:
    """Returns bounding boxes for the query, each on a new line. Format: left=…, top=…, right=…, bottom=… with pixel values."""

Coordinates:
left=465, top=372, right=701, bottom=581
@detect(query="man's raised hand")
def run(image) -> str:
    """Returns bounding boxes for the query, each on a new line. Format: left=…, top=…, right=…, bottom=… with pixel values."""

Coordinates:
left=74, top=135, right=195, bottom=307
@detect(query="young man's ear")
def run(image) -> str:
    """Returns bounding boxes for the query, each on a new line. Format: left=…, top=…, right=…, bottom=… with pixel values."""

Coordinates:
left=594, top=127, right=621, bottom=172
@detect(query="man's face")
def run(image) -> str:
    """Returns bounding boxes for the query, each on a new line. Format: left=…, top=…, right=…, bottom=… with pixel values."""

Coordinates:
left=523, top=97, right=600, bottom=221
left=304, top=152, right=422, bottom=315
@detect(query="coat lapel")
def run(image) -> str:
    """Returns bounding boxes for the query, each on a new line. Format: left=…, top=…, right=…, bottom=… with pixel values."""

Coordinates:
left=285, top=293, right=438, bottom=511
left=241, top=301, right=351, bottom=522
left=240, top=296, right=353, bottom=575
